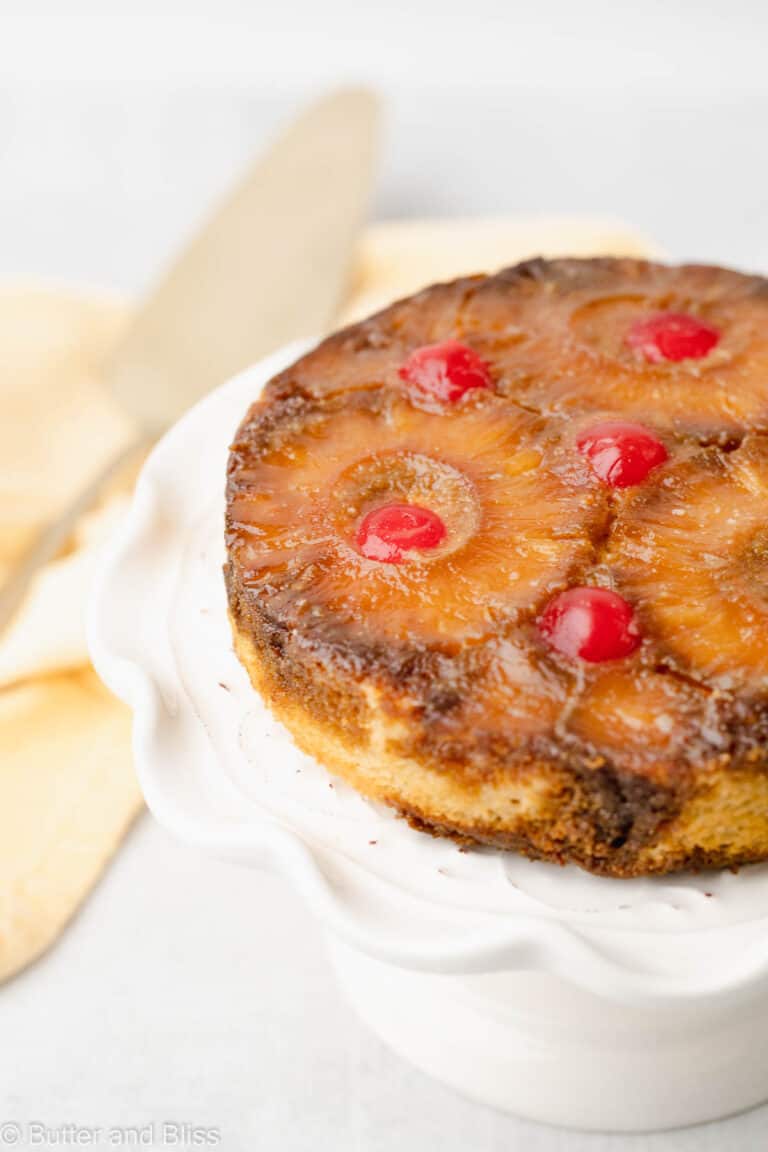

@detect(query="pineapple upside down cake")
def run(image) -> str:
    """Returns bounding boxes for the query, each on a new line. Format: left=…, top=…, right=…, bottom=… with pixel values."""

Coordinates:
left=225, top=258, right=768, bottom=877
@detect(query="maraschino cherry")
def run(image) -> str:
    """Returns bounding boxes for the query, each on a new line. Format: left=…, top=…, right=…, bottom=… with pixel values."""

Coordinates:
left=626, top=312, right=720, bottom=363
left=577, top=421, right=668, bottom=488
left=539, top=587, right=641, bottom=662
left=399, top=340, right=492, bottom=404
left=356, top=503, right=446, bottom=564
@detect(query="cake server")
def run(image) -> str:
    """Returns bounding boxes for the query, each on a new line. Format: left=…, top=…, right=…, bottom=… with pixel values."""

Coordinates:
left=0, top=87, right=379, bottom=633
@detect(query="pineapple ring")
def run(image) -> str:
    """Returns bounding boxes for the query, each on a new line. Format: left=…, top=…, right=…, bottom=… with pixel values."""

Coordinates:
left=460, top=259, right=768, bottom=441
left=226, top=258, right=768, bottom=877
left=227, top=389, right=603, bottom=645
left=609, top=436, right=768, bottom=691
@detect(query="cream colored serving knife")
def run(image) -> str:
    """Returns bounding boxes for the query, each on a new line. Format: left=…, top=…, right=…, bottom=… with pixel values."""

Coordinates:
left=0, top=88, right=379, bottom=632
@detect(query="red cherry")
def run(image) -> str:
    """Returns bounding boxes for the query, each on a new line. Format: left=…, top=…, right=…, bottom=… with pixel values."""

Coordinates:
left=576, top=421, right=668, bottom=488
left=356, top=503, right=447, bottom=564
left=626, top=312, right=720, bottom=363
left=399, top=340, right=492, bottom=404
left=539, top=587, right=641, bottom=663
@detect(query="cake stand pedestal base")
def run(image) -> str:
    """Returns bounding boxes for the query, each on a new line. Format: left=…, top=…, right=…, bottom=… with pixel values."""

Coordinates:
left=329, top=936, right=768, bottom=1132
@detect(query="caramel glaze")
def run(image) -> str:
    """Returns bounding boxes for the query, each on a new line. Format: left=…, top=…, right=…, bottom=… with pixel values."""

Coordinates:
left=226, top=258, right=768, bottom=876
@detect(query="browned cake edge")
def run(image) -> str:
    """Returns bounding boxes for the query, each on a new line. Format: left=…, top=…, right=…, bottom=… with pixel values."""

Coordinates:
left=226, top=594, right=768, bottom=878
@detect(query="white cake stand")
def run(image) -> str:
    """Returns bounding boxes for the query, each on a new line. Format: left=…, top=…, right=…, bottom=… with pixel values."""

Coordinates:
left=89, top=344, right=768, bottom=1133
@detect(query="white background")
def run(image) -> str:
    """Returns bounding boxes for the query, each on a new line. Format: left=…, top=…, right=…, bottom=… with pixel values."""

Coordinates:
left=1, top=1, right=768, bottom=1148
left=1, top=0, right=767, bottom=292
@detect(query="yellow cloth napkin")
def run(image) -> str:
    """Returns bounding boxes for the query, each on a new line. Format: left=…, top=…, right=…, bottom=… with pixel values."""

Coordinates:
left=0, top=218, right=653, bottom=983
left=0, top=290, right=140, bottom=982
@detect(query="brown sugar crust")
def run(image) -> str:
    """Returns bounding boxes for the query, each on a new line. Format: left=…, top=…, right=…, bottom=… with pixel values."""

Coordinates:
left=225, top=258, right=768, bottom=877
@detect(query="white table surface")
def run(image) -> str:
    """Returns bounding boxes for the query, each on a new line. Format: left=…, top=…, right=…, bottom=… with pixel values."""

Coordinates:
left=3, top=815, right=768, bottom=1152
left=1, top=3, right=767, bottom=1145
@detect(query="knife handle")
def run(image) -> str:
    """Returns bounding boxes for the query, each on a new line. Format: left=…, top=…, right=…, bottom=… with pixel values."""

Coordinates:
left=0, top=432, right=148, bottom=637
